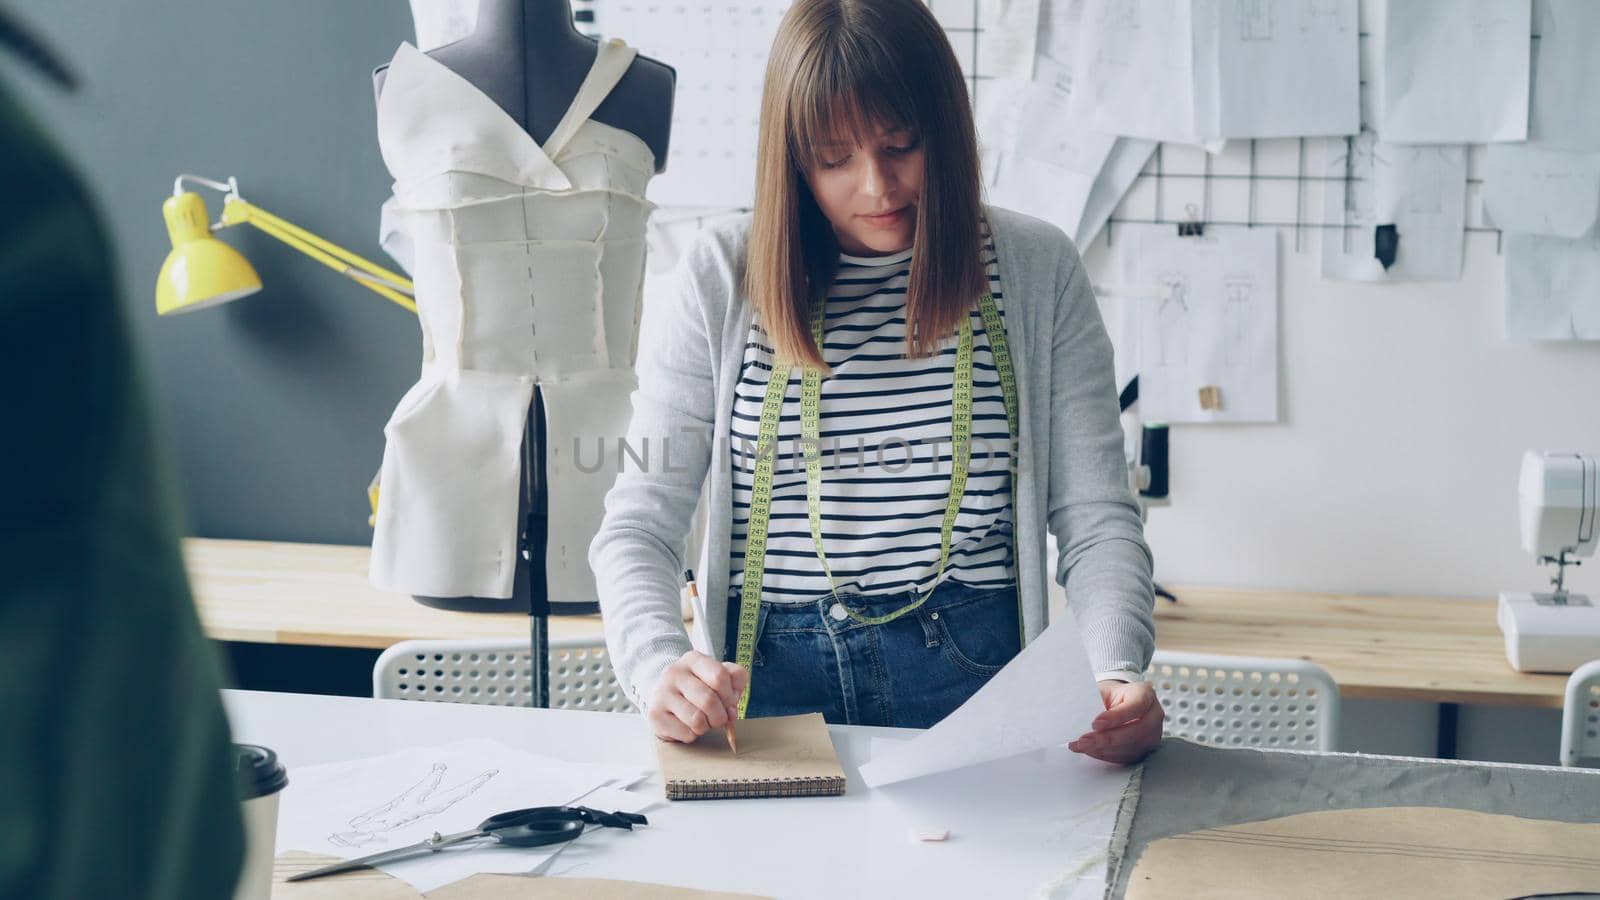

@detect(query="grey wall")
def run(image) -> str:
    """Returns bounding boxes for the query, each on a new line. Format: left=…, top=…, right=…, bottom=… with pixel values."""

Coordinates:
left=6, top=3, right=419, bottom=544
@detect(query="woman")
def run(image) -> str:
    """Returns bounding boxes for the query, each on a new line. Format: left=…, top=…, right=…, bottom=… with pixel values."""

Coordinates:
left=592, top=0, right=1161, bottom=765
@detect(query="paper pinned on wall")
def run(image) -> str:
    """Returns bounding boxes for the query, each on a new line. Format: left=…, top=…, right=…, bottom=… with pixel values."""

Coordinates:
left=1204, top=0, right=1359, bottom=139
left=985, top=129, right=1152, bottom=248
left=1038, top=0, right=1089, bottom=65
left=857, top=617, right=1104, bottom=787
left=1069, top=0, right=1215, bottom=148
left=1079, top=137, right=1158, bottom=249
left=1011, top=58, right=1114, bottom=169
left=1379, top=0, right=1531, bottom=144
left=977, top=7, right=1143, bottom=249
left=987, top=152, right=1100, bottom=245
left=1504, top=232, right=1600, bottom=341
left=977, top=0, right=1043, bottom=81
left=1483, top=5, right=1600, bottom=241
left=1484, top=144, right=1600, bottom=238
left=980, top=58, right=1117, bottom=245
left=1320, top=132, right=1467, bottom=282
left=1528, top=0, right=1600, bottom=151
left=276, top=740, right=649, bottom=893
left=1117, top=225, right=1279, bottom=424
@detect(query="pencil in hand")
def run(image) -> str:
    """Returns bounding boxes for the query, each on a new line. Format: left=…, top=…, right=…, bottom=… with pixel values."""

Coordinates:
left=682, top=569, right=738, bottom=754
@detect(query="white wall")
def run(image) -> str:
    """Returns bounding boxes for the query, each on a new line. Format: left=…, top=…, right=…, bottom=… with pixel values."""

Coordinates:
left=1083, top=228, right=1600, bottom=602
left=1076, top=143, right=1597, bottom=766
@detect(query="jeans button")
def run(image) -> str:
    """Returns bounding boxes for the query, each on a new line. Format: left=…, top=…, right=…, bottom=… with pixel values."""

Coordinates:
left=828, top=602, right=848, bottom=621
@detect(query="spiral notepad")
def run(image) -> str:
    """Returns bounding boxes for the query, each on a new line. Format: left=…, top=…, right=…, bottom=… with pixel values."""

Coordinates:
left=655, top=712, right=847, bottom=800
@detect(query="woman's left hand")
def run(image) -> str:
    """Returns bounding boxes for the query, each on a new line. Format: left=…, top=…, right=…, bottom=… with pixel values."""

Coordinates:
left=1068, top=680, right=1164, bottom=765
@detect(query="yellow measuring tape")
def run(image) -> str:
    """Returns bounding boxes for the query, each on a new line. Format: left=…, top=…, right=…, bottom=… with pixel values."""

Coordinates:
left=734, top=293, right=1018, bottom=717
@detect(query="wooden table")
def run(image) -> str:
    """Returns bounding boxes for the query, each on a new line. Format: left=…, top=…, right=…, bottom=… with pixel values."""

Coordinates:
left=187, top=539, right=1568, bottom=754
left=185, top=538, right=605, bottom=649
left=1154, top=586, right=1566, bottom=710
left=1154, top=585, right=1570, bottom=758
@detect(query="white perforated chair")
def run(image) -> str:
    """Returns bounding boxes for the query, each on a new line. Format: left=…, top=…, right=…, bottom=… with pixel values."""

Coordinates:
left=373, top=637, right=635, bottom=713
left=1560, top=659, right=1600, bottom=767
left=1146, top=651, right=1341, bottom=752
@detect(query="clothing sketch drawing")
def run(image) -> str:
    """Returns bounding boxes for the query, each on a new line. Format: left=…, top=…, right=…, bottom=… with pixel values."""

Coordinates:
left=330, top=763, right=499, bottom=848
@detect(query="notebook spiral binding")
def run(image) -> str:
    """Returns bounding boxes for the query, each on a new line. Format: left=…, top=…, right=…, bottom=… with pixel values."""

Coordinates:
left=666, top=774, right=847, bottom=801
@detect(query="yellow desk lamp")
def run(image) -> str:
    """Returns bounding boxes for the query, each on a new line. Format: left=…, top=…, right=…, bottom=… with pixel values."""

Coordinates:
left=156, top=174, right=416, bottom=315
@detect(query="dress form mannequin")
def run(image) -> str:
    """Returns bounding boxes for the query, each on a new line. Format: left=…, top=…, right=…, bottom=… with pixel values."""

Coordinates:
left=374, top=0, right=673, bottom=170
left=370, top=0, right=674, bottom=632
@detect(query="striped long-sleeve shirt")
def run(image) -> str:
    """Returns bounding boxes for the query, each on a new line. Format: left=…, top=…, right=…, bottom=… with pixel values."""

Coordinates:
left=728, top=235, right=1014, bottom=601
left=591, top=206, right=1156, bottom=708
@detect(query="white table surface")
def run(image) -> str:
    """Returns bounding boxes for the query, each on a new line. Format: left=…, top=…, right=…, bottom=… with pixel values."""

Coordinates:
left=225, top=690, right=1119, bottom=899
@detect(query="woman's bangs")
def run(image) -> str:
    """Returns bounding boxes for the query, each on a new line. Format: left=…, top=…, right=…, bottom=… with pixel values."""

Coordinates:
left=788, top=46, right=918, bottom=170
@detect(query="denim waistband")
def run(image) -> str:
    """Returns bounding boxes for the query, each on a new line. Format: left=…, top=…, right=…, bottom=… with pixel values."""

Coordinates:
left=736, top=579, right=1017, bottom=622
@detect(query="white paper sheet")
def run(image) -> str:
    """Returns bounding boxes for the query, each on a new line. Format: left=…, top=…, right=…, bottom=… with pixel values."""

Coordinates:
left=978, top=0, right=1042, bottom=81
left=869, top=740, right=1131, bottom=900
left=1071, top=0, right=1213, bottom=147
left=857, top=618, right=1104, bottom=787
left=1012, top=58, right=1116, bottom=170
left=1080, top=138, right=1158, bottom=249
left=987, top=152, right=1099, bottom=243
left=1039, top=0, right=1090, bottom=65
left=1528, top=0, right=1600, bottom=151
left=1484, top=143, right=1600, bottom=238
left=981, top=59, right=1118, bottom=244
left=977, top=18, right=1138, bottom=249
left=1379, top=0, right=1531, bottom=144
left=541, top=370, right=638, bottom=607
left=276, top=739, right=646, bottom=893
left=1504, top=232, right=1600, bottom=341
left=1117, top=225, right=1279, bottom=424
left=1204, top=0, right=1359, bottom=138
left=1320, top=132, right=1467, bottom=282
left=599, top=2, right=792, bottom=208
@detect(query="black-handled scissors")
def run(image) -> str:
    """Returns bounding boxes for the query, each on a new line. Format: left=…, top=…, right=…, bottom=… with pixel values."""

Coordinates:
left=286, top=805, right=648, bottom=882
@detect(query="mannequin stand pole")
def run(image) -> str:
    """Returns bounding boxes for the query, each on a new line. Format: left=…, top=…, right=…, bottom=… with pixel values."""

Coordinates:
left=523, top=386, right=550, bottom=708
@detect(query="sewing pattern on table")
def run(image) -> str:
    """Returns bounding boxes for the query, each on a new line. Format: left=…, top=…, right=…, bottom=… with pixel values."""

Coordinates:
left=329, top=762, right=499, bottom=848
left=1124, top=807, right=1600, bottom=899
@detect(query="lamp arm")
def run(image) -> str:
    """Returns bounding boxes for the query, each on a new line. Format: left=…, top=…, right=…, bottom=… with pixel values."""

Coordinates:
left=219, top=196, right=417, bottom=314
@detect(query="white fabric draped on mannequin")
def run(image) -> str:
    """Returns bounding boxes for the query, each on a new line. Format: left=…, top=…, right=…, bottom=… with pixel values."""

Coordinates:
left=371, top=39, right=655, bottom=601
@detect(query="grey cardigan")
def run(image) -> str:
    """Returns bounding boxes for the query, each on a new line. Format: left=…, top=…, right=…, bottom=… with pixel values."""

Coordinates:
left=590, top=205, right=1156, bottom=709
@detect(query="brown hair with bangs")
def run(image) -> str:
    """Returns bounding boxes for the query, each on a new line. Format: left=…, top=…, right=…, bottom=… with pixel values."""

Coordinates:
left=745, top=0, right=986, bottom=371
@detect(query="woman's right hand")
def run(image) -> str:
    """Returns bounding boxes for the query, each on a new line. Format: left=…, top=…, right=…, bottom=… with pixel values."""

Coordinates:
left=648, top=651, right=750, bottom=742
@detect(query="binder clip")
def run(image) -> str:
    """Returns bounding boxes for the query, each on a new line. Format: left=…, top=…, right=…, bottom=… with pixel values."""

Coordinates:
left=1177, top=203, right=1205, bottom=237
left=1374, top=223, right=1399, bottom=270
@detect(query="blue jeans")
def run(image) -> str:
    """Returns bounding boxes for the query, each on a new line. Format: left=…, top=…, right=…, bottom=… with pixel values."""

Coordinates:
left=724, top=580, right=1021, bottom=728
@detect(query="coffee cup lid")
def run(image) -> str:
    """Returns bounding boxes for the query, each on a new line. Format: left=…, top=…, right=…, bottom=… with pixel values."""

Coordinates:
left=234, top=744, right=288, bottom=799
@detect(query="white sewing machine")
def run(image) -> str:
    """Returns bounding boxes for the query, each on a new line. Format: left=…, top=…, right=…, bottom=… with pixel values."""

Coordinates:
left=1497, top=450, right=1600, bottom=673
